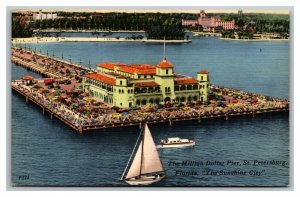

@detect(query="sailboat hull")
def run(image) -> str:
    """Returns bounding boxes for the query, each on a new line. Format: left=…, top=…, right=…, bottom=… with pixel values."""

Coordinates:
left=125, top=174, right=166, bottom=185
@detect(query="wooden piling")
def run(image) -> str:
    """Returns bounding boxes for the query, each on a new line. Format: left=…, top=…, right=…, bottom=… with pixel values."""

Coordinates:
left=198, top=115, right=201, bottom=123
left=169, top=118, right=173, bottom=126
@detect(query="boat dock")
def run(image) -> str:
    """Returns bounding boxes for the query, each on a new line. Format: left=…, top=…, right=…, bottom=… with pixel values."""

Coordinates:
left=11, top=47, right=289, bottom=133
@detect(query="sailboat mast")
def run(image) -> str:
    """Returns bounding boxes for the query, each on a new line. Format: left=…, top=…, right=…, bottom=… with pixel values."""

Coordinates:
left=139, top=124, right=145, bottom=177
left=120, top=128, right=143, bottom=180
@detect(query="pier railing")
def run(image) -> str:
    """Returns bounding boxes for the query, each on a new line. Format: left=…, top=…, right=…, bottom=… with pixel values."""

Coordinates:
left=12, top=83, right=288, bottom=133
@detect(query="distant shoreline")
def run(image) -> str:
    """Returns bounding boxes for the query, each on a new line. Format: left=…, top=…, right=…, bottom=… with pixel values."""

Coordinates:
left=12, top=37, right=192, bottom=44
left=219, top=38, right=289, bottom=42
left=33, top=29, right=146, bottom=33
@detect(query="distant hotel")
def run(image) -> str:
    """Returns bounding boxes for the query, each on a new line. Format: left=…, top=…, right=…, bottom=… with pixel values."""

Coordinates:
left=82, top=56, right=209, bottom=108
left=33, top=10, right=58, bottom=20
left=182, top=10, right=235, bottom=32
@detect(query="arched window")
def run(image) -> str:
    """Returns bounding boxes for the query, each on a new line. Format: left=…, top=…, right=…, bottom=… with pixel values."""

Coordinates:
left=155, top=98, right=160, bottom=104
left=142, top=99, right=147, bottom=105
left=180, top=97, right=186, bottom=102
left=136, top=100, right=141, bottom=105
left=193, top=96, right=198, bottom=101
left=149, top=98, right=154, bottom=104
left=120, top=80, right=123, bottom=86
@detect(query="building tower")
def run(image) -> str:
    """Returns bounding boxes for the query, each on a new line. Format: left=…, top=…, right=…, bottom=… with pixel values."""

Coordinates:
left=39, top=9, right=42, bottom=20
left=154, top=38, right=175, bottom=103
left=200, top=10, right=206, bottom=18
left=197, top=70, right=210, bottom=102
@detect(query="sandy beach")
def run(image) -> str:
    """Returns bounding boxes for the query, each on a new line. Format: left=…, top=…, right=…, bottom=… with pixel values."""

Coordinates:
left=12, top=37, right=192, bottom=44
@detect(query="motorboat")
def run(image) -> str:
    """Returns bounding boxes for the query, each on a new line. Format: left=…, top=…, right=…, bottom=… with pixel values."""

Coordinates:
left=160, top=137, right=195, bottom=148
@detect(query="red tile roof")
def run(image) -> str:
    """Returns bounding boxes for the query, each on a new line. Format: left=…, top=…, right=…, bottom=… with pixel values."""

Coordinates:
left=157, top=59, right=173, bottom=68
left=174, top=77, right=198, bottom=85
left=118, top=64, right=156, bottom=75
left=97, top=62, right=127, bottom=70
left=198, top=70, right=209, bottom=74
left=133, top=81, right=159, bottom=87
left=84, top=72, right=116, bottom=86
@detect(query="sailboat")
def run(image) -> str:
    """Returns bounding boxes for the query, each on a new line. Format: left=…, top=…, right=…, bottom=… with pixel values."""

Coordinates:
left=121, top=123, right=166, bottom=185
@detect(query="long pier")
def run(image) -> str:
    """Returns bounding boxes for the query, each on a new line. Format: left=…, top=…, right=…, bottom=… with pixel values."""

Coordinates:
left=12, top=82, right=288, bottom=133
left=11, top=47, right=289, bottom=133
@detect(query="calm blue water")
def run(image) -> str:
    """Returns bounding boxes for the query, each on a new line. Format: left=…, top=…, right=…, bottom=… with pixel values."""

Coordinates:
left=11, top=36, right=289, bottom=187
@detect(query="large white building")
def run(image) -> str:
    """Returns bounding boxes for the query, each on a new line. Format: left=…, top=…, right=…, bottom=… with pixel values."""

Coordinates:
left=33, top=10, right=58, bottom=20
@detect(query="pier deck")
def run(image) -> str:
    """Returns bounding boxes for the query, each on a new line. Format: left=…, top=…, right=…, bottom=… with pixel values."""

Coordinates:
left=11, top=83, right=288, bottom=133
left=11, top=47, right=289, bottom=133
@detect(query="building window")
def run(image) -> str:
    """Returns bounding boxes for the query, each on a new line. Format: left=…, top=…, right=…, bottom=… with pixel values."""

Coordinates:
left=138, top=75, right=141, bottom=79
left=201, top=76, right=203, bottom=80
left=142, top=99, right=147, bottom=105
left=129, top=102, right=132, bottom=108
left=144, top=75, right=146, bottom=78
left=166, top=69, right=169, bottom=75
left=120, top=103, right=122, bottom=106
left=155, top=98, right=160, bottom=104
left=128, top=89, right=130, bottom=94
left=120, top=80, right=123, bottom=86
left=194, top=96, right=198, bottom=101
left=180, top=97, right=186, bottom=102
left=119, top=89, right=121, bottom=93
left=136, top=100, right=141, bottom=106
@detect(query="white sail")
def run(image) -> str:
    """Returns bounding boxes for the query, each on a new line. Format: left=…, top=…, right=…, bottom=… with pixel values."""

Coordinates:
left=125, top=142, right=142, bottom=179
left=140, top=124, right=164, bottom=174
left=124, top=124, right=164, bottom=180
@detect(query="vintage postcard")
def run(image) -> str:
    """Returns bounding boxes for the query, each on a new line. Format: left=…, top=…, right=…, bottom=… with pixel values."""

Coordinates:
left=10, top=7, right=290, bottom=187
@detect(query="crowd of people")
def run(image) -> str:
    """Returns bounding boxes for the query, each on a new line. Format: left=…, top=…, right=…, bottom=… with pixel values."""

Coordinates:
left=12, top=78, right=289, bottom=131
left=12, top=47, right=90, bottom=80
left=11, top=47, right=289, bottom=131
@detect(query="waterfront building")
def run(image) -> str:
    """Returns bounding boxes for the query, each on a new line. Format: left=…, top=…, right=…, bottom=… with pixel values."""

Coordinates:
left=82, top=58, right=209, bottom=108
left=182, top=10, right=235, bottom=32
left=33, top=10, right=58, bottom=20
